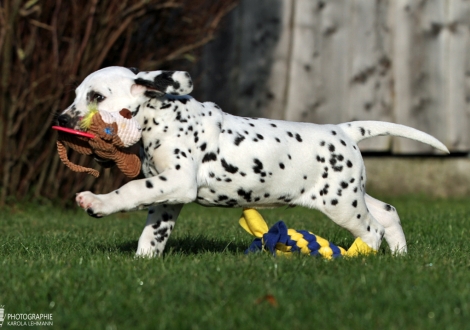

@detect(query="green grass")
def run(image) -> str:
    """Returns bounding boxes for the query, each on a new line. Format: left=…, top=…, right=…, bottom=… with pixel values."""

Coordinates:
left=1, top=195, right=470, bottom=329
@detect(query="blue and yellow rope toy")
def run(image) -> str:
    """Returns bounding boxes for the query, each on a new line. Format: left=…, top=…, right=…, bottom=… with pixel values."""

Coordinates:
left=239, top=209, right=376, bottom=259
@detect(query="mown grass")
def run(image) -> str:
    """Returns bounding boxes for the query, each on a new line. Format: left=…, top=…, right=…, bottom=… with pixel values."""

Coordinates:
left=1, top=195, right=470, bottom=329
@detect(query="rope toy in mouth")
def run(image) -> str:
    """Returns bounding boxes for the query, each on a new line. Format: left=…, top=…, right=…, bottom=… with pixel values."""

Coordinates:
left=53, top=106, right=142, bottom=178
left=239, top=209, right=376, bottom=259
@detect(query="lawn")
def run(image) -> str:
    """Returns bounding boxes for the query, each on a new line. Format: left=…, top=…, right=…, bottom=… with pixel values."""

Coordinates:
left=1, top=195, right=470, bottom=329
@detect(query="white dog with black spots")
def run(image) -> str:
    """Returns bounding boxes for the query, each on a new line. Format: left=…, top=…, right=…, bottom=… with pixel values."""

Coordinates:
left=56, top=67, right=449, bottom=257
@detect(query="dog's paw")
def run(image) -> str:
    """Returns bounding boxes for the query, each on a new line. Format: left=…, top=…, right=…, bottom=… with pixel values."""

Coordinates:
left=76, top=191, right=108, bottom=218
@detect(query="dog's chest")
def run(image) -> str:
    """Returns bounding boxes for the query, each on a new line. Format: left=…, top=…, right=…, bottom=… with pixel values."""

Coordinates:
left=139, top=98, right=223, bottom=176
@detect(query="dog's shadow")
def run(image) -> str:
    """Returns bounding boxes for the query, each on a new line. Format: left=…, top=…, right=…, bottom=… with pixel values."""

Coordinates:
left=99, top=235, right=248, bottom=256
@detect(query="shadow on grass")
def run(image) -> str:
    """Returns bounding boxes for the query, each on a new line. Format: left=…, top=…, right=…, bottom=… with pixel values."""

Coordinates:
left=94, top=236, right=248, bottom=256
left=166, top=235, right=247, bottom=255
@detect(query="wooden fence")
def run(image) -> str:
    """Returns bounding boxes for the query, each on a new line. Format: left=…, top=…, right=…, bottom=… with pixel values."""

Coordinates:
left=196, top=0, right=470, bottom=154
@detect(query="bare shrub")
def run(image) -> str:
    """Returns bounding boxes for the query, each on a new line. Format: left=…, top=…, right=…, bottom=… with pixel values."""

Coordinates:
left=0, top=0, right=237, bottom=205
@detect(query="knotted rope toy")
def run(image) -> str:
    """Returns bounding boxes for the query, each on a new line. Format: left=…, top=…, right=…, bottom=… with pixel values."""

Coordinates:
left=52, top=106, right=142, bottom=178
left=239, top=209, right=376, bottom=259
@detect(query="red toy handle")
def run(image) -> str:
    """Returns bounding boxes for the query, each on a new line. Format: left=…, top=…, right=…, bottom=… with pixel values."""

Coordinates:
left=52, top=126, right=95, bottom=138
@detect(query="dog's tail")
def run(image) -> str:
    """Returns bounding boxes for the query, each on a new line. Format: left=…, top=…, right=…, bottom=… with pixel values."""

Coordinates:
left=338, top=121, right=449, bottom=153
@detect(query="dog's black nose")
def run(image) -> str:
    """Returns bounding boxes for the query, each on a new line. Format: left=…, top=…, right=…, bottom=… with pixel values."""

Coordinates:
left=57, top=114, right=71, bottom=127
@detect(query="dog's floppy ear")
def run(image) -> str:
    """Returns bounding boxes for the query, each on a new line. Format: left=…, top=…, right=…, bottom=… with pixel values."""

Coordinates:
left=134, top=71, right=193, bottom=95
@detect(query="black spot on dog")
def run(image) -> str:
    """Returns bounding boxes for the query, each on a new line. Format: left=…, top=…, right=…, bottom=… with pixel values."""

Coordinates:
left=331, top=199, right=338, bottom=205
left=256, top=134, right=264, bottom=140
left=279, top=163, right=285, bottom=169
left=162, top=212, right=172, bottom=221
left=333, top=166, right=343, bottom=172
left=159, top=176, right=167, bottom=181
left=340, top=140, right=346, bottom=146
left=340, top=182, right=349, bottom=189
left=328, top=144, right=335, bottom=152
left=200, top=143, right=207, bottom=151
left=359, top=127, right=365, bottom=136
left=221, top=159, right=238, bottom=174
left=202, top=152, right=217, bottom=163
left=385, top=204, right=393, bottom=211
left=237, top=189, right=253, bottom=202
left=352, top=200, right=357, bottom=207
left=252, top=158, right=264, bottom=174
left=295, top=134, right=302, bottom=142
left=234, top=134, right=245, bottom=146
left=319, top=184, right=329, bottom=196
left=346, top=160, right=353, bottom=168
left=146, top=180, right=153, bottom=188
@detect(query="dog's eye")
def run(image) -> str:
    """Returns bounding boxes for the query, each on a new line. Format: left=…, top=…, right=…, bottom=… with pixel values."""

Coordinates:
left=92, top=92, right=105, bottom=103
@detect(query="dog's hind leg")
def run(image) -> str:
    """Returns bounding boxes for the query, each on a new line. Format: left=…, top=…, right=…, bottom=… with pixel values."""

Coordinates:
left=136, top=204, right=183, bottom=257
left=365, top=194, right=407, bottom=254
left=319, top=195, right=385, bottom=251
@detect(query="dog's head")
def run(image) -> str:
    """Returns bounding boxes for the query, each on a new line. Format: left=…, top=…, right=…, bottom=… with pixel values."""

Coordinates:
left=56, top=66, right=193, bottom=130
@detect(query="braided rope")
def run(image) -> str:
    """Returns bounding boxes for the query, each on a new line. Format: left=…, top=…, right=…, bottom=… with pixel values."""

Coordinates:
left=56, top=137, right=99, bottom=178
left=240, top=209, right=375, bottom=259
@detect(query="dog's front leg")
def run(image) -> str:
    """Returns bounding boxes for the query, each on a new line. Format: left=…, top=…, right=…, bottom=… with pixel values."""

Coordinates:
left=76, top=168, right=197, bottom=217
left=136, top=204, right=183, bottom=257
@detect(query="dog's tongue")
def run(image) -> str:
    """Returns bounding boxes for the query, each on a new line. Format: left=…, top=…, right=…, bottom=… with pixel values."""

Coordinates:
left=52, top=126, right=95, bottom=138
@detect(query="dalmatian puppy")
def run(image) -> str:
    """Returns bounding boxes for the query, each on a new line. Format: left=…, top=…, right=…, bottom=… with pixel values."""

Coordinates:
left=56, top=66, right=449, bottom=257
